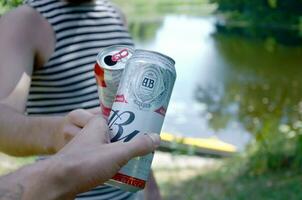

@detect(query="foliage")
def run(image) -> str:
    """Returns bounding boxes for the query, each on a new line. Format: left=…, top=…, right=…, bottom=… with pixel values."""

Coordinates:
left=1, top=0, right=22, bottom=7
left=0, top=0, right=22, bottom=14
left=113, top=0, right=214, bottom=22
left=211, top=0, right=302, bottom=28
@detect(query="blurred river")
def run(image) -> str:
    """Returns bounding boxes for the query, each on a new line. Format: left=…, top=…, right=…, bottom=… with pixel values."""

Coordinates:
left=128, top=14, right=302, bottom=150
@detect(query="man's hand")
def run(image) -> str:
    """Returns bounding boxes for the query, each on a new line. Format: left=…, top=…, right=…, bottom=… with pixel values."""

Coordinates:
left=10, top=116, right=161, bottom=200
left=53, top=108, right=100, bottom=152
left=53, top=116, right=160, bottom=198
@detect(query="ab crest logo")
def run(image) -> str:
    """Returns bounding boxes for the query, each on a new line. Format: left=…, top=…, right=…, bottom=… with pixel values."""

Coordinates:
left=131, top=65, right=166, bottom=110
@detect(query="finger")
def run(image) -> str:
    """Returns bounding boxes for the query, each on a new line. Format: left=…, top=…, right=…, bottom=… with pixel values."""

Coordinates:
left=63, top=125, right=81, bottom=141
left=80, top=116, right=109, bottom=144
left=110, top=133, right=160, bottom=165
left=87, top=107, right=102, bottom=115
left=68, top=109, right=95, bottom=127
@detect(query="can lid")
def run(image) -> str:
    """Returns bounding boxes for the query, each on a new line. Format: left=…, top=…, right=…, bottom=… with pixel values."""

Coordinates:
left=104, top=55, right=117, bottom=66
left=131, top=49, right=176, bottom=74
left=133, top=49, right=175, bottom=65
left=96, top=45, right=134, bottom=70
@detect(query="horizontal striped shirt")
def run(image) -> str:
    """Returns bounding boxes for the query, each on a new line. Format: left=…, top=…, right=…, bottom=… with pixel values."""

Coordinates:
left=25, top=0, right=134, bottom=115
left=24, top=0, right=136, bottom=199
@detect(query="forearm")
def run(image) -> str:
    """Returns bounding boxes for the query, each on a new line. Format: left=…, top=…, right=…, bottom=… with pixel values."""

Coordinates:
left=0, top=158, right=70, bottom=200
left=0, top=103, right=62, bottom=156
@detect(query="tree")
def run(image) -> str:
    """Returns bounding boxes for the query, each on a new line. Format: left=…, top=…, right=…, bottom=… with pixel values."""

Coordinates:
left=211, top=0, right=302, bottom=27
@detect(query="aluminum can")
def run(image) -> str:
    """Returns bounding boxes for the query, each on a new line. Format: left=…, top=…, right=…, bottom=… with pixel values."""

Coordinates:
left=94, top=45, right=134, bottom=117
left=105, top=50, right=176, bottom=192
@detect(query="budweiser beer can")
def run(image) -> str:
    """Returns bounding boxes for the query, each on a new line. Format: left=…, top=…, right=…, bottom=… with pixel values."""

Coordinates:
left=106, top=50, right=176, bottom=192
left=94, top=45, right=134, bottom=117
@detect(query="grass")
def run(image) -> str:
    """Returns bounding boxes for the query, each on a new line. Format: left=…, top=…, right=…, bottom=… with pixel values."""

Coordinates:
left=152, top=153, right=302, bottom=200
left=0, top=153, right=34, bottom=175
left=159, top=170, right=302, bottom=200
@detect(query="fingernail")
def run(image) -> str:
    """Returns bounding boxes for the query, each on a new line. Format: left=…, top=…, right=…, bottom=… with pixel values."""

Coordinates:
left=146, top=133, right=161, bottom=148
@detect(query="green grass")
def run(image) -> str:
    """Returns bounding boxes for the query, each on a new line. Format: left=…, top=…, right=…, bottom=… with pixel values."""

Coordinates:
left=0, top=153, right=35, bottom=175
left=163, top=172, right=302, bottom=200
left=156, top=163, right=302, bottom=200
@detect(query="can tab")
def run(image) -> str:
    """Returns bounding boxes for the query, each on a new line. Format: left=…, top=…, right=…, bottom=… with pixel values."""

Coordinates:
left=111, top=49, right=129, bottom=62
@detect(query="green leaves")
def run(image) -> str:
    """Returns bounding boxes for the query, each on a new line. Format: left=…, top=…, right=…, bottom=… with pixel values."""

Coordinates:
left=268, top=0, right=278, bottom=9
left=0, top=0, right=22, bottom=14
left=212, top=0, right=301, bottom=27
left=1, top=0, right=22, bottom=7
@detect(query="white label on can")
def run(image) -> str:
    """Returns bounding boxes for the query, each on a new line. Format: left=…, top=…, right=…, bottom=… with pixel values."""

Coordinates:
left=108, top=104, right=164, bottom=181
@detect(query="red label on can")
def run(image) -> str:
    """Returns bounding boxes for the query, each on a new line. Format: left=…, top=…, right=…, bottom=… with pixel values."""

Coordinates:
left=115, top=94, right=128, bottom=103
left=101, top=102, right=111, bottom=117
left=155, top=106, right=166, bottom=116
left=94, top=63, right=107, bottom=87
left=112, top=173, right=146, bottom=189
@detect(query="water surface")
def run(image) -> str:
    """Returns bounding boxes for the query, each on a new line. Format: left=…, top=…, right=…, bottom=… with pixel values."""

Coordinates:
left=126, top=9, right=302, bottom=150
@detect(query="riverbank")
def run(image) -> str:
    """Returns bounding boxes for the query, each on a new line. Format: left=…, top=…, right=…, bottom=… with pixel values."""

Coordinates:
left=153, top=152, right=302, bottom=200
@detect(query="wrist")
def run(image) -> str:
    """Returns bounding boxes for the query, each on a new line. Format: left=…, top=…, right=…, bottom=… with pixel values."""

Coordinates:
left=23, top=115, right=64, bottom=155
left=22, top=157, right=73, bottom=200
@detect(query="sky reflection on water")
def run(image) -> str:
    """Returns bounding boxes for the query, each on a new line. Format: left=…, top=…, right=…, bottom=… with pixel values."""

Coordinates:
left=132, top=15, right=302, bottom=150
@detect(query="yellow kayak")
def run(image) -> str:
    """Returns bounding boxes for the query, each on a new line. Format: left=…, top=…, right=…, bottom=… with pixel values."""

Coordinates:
left=159, top=132, right=237, bottom=157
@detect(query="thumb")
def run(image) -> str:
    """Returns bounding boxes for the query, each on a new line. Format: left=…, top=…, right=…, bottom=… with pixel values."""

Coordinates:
left=115, top=133, right=161, bottom=162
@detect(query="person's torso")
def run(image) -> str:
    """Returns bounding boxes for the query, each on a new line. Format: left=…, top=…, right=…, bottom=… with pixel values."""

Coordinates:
left=25, top=0, right=134, bottom=116
left=24, top=0, right=136, bottom=199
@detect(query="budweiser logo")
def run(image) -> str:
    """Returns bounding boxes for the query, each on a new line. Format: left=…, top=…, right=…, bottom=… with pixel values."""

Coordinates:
left=108, top=110, right=140, bottom=142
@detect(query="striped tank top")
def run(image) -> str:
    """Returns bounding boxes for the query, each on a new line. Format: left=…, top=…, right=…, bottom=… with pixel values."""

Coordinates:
left=24, top=0, right=136, bottom=199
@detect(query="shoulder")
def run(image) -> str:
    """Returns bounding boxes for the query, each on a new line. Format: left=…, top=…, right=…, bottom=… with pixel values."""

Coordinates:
left=0, top=5, right=55, bottom=66
left=1, top=5, right=43, bottom=28
left=0, top=5, right=53, bottom=44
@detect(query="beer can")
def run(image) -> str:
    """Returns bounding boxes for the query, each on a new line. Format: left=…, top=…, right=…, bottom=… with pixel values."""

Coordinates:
left=94, top=45, right=134, bottom=117
left=106, top=50, right=176, bottom=192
